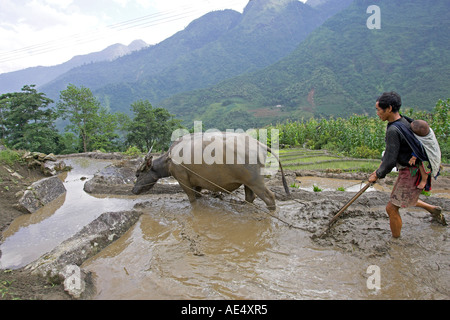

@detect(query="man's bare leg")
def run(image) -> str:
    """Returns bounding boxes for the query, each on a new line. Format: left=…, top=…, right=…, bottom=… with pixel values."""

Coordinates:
left=416, top=200, right=447, bottom=225
left=386, top=202, right=402, bottom=238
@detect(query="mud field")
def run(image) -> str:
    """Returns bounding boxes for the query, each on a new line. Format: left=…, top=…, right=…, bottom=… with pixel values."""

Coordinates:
left=1, top=157, right=449, bottom=300
left=82, top=186, right=450, bottom=299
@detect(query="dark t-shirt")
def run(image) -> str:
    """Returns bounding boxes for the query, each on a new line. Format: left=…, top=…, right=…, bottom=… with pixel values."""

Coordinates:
left=376, top=116, right=415, bottom=179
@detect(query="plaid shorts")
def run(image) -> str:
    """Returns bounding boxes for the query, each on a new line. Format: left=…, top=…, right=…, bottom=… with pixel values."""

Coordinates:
left=390, top=167, right=422, bottom=208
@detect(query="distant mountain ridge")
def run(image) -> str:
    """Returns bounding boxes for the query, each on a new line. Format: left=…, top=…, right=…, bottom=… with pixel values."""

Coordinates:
left=159, top=0, right=450, bottom=129
left=36, top=0, right=354, bottom=110
left=0, top=40, right=148, bottom=94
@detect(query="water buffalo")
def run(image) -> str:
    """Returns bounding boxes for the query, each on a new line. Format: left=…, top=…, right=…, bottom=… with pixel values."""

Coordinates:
left=132, top=132, right=290, bottom=210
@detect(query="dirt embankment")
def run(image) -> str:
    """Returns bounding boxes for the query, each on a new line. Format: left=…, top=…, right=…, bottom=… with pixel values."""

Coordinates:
left=0, top=161, right=70, bottom=300
left=0, top=163, right=46, bottom=235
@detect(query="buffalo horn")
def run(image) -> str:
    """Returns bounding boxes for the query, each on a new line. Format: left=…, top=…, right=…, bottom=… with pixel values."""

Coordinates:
left=145, top=145, right=154, bottom=160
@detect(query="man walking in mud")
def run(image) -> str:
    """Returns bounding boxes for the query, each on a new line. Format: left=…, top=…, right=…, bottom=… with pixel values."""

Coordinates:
left=368, top=91, right=447, bottom=238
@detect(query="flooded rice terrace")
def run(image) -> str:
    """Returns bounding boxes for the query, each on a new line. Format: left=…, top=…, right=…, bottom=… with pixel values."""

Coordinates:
left=1, top=157, right=449, bottom=299
left=0, top=158, right=138, bottom=269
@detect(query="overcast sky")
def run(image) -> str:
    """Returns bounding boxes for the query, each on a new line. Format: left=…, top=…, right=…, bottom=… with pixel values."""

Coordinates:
left=0, top=0, right=308, bottom=74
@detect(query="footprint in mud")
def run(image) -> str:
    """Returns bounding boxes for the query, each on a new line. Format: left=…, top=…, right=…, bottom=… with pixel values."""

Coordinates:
left=180, top=229, right=204, bottom=257
left=277, top=198, right=343, bottom=233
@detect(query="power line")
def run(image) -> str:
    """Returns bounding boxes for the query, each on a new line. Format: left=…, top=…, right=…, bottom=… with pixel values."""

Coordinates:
left=0, top=10, right=199, bottom=63
left=0, top=8, right=198, bottom=63
left=0, top=0, right=246, bottom=65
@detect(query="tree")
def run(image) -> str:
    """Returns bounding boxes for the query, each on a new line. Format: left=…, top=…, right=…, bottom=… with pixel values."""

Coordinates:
left=126, top=100, right=183, bottom=152
left=0, top=85, right=59, bottom=153
left=0, top=97, right=7, bottom=142
left=57, top=132, right=79, bottom=155
left=432, top=99, right=450, bottom=162
left=57, top=84, right=101, bottom=152
left=89, top=107, right=122, bottom=152
left=432, top=99, right=449, bottom=141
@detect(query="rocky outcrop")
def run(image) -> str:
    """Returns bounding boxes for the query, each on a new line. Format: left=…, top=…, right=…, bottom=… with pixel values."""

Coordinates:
left=26, top=210, right=143, bottom=298
left=17, top=176, right=66, bottom=213
left=23, top=151, right=68, bottom=176
left=59, top=151, right=125, bottom=160
left=83, top=159, right=140, bottom=195
left=83, top=157, right=183, bottom=195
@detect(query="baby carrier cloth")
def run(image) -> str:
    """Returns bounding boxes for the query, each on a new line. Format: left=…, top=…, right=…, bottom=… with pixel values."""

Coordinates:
left=390, top=116, right=441, bottom=191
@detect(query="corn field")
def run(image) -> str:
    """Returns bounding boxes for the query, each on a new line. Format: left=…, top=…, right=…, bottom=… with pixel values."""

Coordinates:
left=269, top=99, right=450, bottom=163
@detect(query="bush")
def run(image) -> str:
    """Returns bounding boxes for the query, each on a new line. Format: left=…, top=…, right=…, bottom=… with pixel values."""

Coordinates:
left=350, top=145, right=381, bottom=159
left=123, top=146, right=142, bottom=157
left=0, top=149, right=23, bottom=166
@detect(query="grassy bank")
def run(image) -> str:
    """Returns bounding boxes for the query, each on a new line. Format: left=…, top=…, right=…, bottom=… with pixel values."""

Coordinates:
left=278, top=147, right=380, bottom=173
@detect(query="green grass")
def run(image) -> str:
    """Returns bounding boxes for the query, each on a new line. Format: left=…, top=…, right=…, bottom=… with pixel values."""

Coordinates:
left=288, top=161, right=379, bottom=172
left=281, top=156, right=343, bottom=165
left=0, top=149, right=23, bottom=166
left=276, top=147, right=380, bottom=172
left=313, top=185, right=323, bottom=192
left=278, top=149, right=325, bottom=155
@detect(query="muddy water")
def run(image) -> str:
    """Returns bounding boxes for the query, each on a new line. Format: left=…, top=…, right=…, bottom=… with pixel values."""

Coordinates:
left=83, top=194, right=450, bottom=300
left=0, top=158, right=140, bottom=269
left=1, top=158, right=449, bottom=299
left=83, top=198, right=359, bottom=300
left=295, top=176, right=391, bottom=193
left=296, top=176, right=450, bottom=198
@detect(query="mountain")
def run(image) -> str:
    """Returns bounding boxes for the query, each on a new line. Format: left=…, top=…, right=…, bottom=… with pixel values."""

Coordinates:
left=38, top=0, right=354, bottom=110
left=0, top=40, right=148, bottom=94
left=159, top=0, right=450, bottom=129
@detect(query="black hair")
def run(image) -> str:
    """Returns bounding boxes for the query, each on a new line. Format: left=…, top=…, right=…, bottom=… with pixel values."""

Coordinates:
left=377, top=91, right=402, bottom=113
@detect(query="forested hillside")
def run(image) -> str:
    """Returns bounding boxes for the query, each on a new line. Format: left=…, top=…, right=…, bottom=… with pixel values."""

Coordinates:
left=39, top=0, right=353, bottom=112
left=160, top=0, right=450, bottom=129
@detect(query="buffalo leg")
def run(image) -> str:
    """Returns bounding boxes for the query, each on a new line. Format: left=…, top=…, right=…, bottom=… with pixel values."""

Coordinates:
left=244, top=185, right=256, bottom=204
left=173, top=172, right=198, bottom=203
left=249, top=185, right=276, bottom=211
left=180, top=185, right=197, bottom=203
left=194, top=186, right=202, bottom=198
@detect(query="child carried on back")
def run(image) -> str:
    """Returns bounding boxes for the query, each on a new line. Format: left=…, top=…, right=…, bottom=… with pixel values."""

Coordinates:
left=408, top=120, right=441, bottom=189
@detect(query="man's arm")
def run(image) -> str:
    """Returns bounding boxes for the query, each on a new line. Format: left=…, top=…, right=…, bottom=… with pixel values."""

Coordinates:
left=372, top=128, right=401, bottom=180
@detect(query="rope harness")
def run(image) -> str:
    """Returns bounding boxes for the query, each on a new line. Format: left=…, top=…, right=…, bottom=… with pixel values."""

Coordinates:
left=137, top=156, right=371, bottom=234
left=138, top=156, right=309, bottom=231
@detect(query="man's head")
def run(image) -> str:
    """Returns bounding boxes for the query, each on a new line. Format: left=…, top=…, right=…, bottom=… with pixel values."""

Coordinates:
left=377, top=91, right=402, bottom=113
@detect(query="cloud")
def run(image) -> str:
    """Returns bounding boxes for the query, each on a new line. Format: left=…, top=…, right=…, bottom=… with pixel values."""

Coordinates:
left=43, top=0, right=74, bottom=9
left=111, top=0, right=130, bottom=7
left=149, top=0, right=237, bottom=13
left=135, top=0, right=152, bottom=9
left=0, top=0, right=103, bottom=72
left=1, top=0, right=78, bottom=30
left=0, top=0, right=250, bottom=73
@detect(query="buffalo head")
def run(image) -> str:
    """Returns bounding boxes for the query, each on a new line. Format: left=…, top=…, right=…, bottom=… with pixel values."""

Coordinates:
left=132, top=147, right=170, bottom=195
left=132, top=148, right=157, bottom=194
